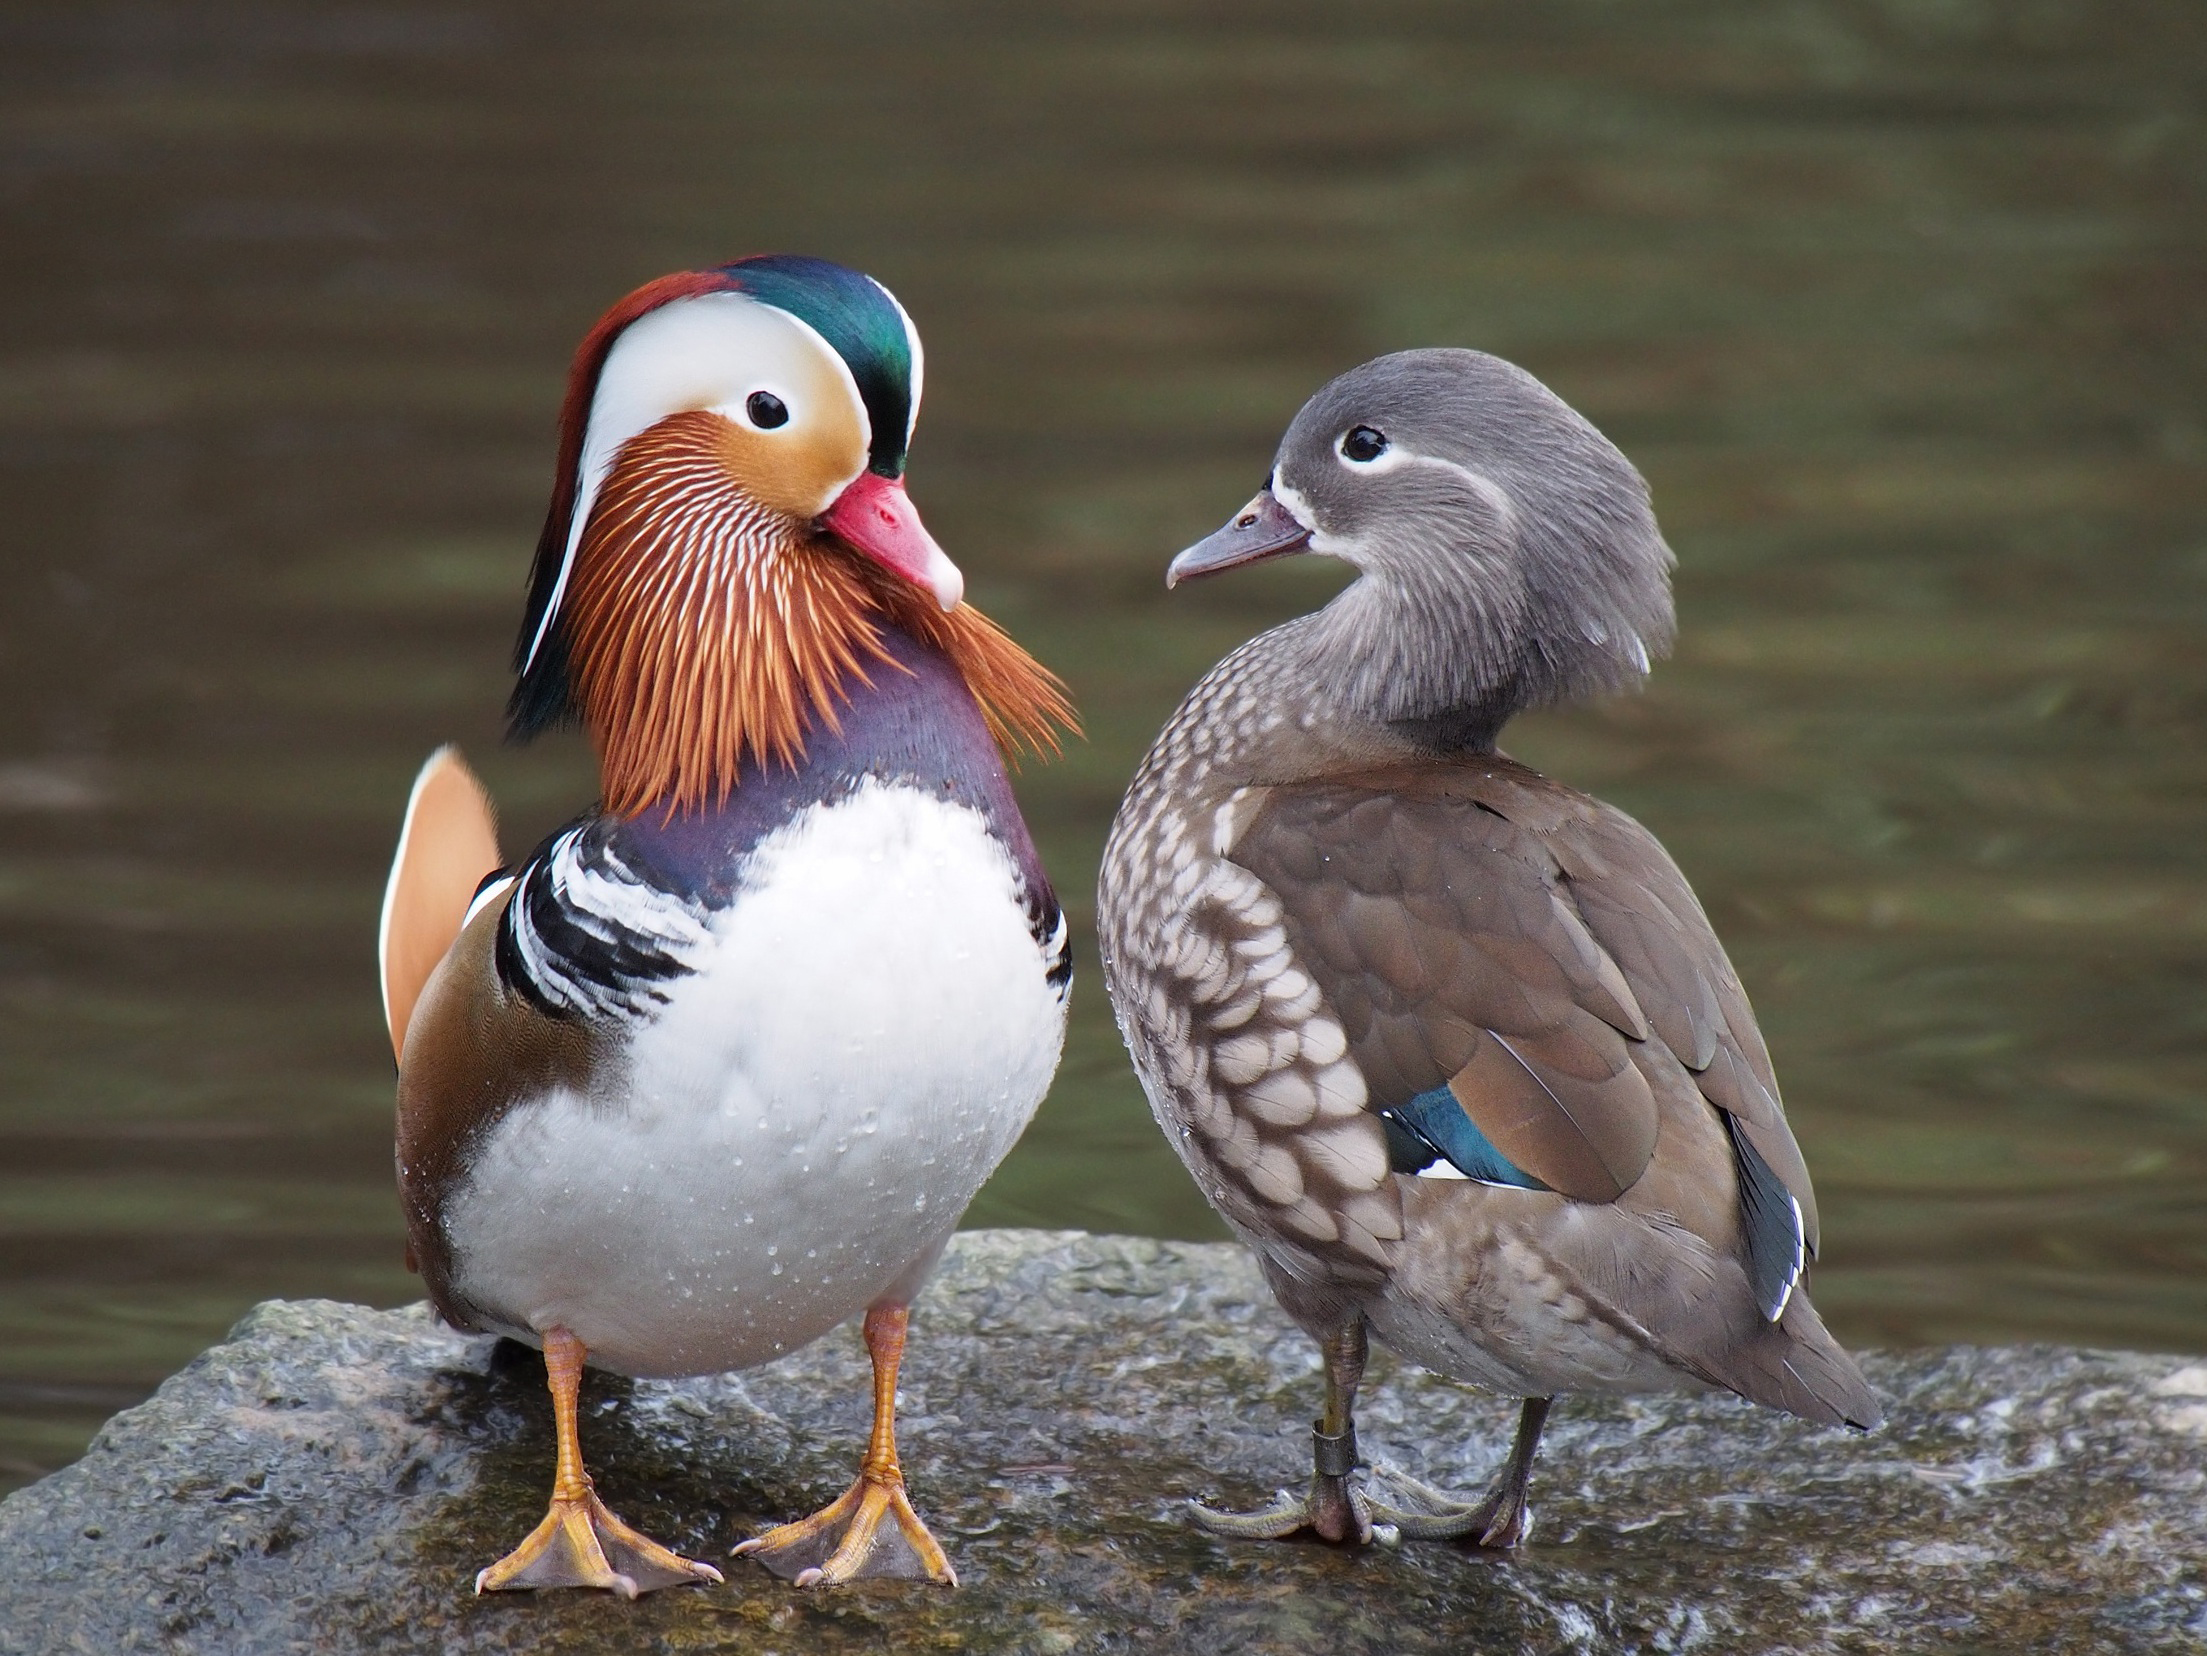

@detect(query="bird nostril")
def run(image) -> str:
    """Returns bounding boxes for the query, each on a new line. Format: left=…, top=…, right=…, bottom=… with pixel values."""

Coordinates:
left=1236, top=514, right=1258, bottom=529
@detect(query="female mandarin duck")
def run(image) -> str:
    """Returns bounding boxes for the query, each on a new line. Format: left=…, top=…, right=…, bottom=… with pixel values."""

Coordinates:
left=377, top=255, right=1073, bottom=1596
left=1099, top=350, right=1877, bottom=1550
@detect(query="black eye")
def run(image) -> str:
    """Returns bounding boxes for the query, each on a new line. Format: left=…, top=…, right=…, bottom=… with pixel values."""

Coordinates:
left=745, top=391, right=789, bottom=430
left=1341, top=426, right=1388, bottom=463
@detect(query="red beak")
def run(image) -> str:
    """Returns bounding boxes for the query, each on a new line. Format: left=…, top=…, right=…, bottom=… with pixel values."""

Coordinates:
left=818, top=471, right=964, bottom=611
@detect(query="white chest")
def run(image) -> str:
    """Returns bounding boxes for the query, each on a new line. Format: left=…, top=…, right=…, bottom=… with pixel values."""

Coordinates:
left=445, top=780, right=1067, bottom=1377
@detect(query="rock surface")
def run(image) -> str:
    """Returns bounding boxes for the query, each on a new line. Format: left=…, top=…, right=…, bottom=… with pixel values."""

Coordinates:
left=2, top=1229, right=2204, bottom=1654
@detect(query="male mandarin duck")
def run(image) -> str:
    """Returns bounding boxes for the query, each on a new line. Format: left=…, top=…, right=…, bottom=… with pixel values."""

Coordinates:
left=1098, top=349, right=1878, bottom=1549
left=376, top=255, right=1074, bottom=1596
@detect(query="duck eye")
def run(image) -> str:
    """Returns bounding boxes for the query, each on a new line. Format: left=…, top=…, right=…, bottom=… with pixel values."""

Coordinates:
left=1340, top=426, right=1388, bottom=463
left=745, top=391, right=790, bottom=430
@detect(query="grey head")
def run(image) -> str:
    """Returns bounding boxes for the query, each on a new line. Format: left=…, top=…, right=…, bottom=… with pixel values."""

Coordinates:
left=1170, top=348, right=1676, bottom=749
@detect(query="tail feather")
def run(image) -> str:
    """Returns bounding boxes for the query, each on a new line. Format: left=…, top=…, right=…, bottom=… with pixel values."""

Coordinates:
left=1708, top=1287, right=1882, bottom=1430
left=378, top=746, right=501, bottom=1063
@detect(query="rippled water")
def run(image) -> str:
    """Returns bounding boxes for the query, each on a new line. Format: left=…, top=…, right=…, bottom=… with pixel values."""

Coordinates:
left=1, top=0, right=2202, bottom=1490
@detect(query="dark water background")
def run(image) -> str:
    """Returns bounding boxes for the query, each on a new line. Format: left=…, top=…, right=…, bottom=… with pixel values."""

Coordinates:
left=1, top=0, right=2203, bottom=1491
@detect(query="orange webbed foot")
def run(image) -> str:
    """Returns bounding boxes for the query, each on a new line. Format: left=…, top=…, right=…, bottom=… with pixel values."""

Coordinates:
left=733, top=1301, right=957, bottom=1589
left=476, top=1485, right=723, bottom=1597
left=473, top=1324, right=722, bottom=1598
left=734, top=1470, right=956, bottom=1587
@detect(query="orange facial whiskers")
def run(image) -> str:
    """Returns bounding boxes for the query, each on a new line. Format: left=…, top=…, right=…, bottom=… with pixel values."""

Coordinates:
left=561, top=410, right=1074, bottom=817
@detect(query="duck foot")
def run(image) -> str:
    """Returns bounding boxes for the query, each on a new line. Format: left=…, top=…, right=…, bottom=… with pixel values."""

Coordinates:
left=1191, top=1482, right=1380, bottom=1544
left=477, top=1487, right=725, bottom=1597
left=733, top=1301, right=957, bottom=1589
left=1369, top=1395, right=1553, bottom=1552
left=1190, top=1465, right=1529, bottom=1551
left=475, top=1324, right=721, bottom=1597
left=1363, top=1464, right=1531, bottom=1549
left=1192, top=1420, right=1381, bottom=1544
left=1193, top=1395, right=1553, bottom=1554
left=736, top=1471, right=957, bottom=1586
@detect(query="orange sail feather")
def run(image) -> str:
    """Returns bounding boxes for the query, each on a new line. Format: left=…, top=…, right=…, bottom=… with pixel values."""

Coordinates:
left=379, top=745, right=503, bottom=1062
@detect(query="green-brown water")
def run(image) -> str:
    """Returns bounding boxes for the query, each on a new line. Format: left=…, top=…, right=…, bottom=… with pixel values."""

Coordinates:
left=2, top=1, right=2202, bottom=1493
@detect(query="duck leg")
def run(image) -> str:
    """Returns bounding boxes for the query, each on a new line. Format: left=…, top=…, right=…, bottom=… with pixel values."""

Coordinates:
left=734, top=1302, right=958, bottom=1588
left=475, top=1326, right=724, bottom=1597
left=1192, top=1321, right=1553, bottom=1552
left=1368, top=1395, right=1552, bottom=1549
left=1193, top=1318, right=1379, bottom=1543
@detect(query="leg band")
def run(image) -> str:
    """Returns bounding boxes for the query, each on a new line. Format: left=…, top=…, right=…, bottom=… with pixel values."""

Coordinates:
left=1312, top=1422, right=1359, bottom=1477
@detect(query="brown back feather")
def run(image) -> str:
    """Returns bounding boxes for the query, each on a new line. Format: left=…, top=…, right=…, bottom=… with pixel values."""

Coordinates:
left=1234, top=756, right=1819, bottom=1240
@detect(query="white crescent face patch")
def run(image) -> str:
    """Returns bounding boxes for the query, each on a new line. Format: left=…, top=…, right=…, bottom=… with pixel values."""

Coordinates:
left=523, top=290, right=873, bottom=674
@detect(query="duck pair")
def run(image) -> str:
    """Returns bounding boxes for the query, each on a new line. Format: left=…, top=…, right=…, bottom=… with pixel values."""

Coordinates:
left=379, top=254, right=1875, bottom=1596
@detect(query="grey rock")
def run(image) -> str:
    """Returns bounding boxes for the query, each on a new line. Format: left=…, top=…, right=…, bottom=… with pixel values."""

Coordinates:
left=2, top=1229, right=2204, bottom=1654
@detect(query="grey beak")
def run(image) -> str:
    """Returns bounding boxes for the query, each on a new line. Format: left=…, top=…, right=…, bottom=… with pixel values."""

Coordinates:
left=1165, top=490, right=1314, bottom=588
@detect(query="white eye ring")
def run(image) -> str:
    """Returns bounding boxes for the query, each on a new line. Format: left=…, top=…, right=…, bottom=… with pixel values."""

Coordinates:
left=1338, top=425, right=1390, bottom=464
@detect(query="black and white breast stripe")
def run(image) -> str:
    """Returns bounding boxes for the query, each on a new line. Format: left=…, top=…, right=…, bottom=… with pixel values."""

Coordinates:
left=495, top=826, right=712, bottom=1021
left=1033, top=896, right=1072, bottom=1004
left=498, top=798, right=1068, bottom=1022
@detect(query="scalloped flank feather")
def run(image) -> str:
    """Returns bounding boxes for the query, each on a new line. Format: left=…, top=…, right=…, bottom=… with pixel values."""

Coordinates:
left=563, top=410, right=1074, bottom=818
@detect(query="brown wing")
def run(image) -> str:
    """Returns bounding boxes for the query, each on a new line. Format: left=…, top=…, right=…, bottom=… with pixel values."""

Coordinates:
left=1235, top=772, right=1655, bottom=1203
left=1232, top=755, right=1818, bottom=1257
left=1532, top=774, right=1819, bottom=1251
left=379, top=746, right=502, bottom=1063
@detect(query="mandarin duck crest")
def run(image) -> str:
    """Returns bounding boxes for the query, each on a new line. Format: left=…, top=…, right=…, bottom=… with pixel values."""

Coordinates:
left=505, top=255, right=1069, bottom=816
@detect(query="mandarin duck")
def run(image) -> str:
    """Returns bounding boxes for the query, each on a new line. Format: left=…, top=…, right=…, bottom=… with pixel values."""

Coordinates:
left=376, top=256, right=1074, bottom=1596
left=1098, top=349, right=1878, bottom=1550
